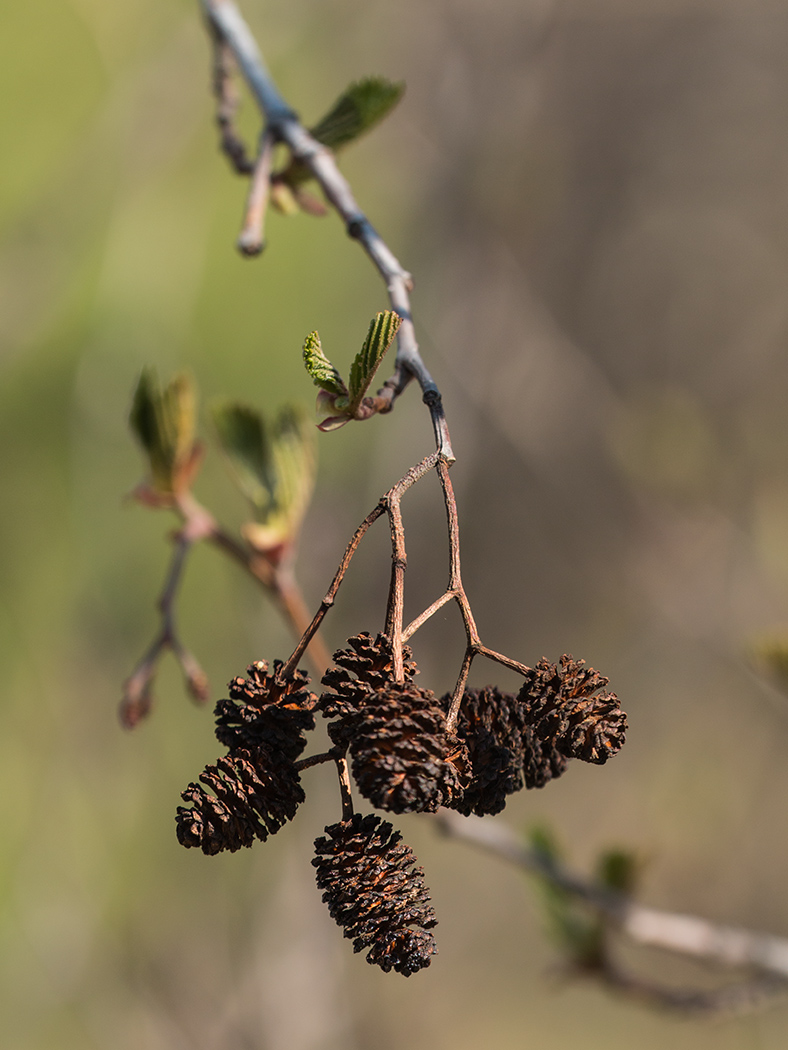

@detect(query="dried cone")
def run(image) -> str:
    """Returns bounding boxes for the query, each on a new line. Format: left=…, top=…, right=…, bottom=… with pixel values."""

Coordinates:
left=521, top=724, right=569, bottom=788
left=313, top=813, right=437, bottom=976
left=518, top=655, right=627, bottom=764
left=176, top=744, right=304, bottom=855
left=447, top=687, right=567, bottom=816
left=319, top=632, right=418, bottom=738
left=215, top=659, right=316, bottom=762
left=348, top=683, right=470, bottom=814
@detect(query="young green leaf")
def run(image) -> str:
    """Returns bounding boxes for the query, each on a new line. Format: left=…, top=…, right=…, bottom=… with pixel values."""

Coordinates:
left=130, top=369, right=196, bottom=494
left=310, top=77, right=405, bottom=153
left=302, top=331, right=348, bottom=399
left=348, top=311, right=402, bottom=411
left=243, top=405, right=317, bottom=551
left=214, top=401, right=316, bottom=553
left=212, top=401, right=275, bottom=511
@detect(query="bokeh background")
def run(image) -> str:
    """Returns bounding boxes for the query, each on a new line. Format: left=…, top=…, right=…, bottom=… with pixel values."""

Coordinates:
left=4, top=0, right=788, bottom=1046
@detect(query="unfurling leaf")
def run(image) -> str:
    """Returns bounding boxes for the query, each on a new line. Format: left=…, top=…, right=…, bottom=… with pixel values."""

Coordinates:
left=213, top=401, right=316, bottom=553
left=275, top=79, right=405, bottom=198
left=130, top=369, right=198, bottom=495
left=302, top=331, right=348, bottom=399
left=348, top=311, right=402, bottom=412
left=310, top=77, right=405, bottom=152
left=212, top=401, right=275, bottom=510
left=244, top=405, right=317, bottom=551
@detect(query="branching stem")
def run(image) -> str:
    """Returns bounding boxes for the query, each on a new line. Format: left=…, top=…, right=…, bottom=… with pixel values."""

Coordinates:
left=199, top=0, right=454, bottom=460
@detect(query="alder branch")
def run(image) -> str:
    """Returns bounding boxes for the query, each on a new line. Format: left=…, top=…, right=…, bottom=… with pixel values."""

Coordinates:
left=435, top=810, right=788, bottom=1007
left=121, top=529, right=206, bottom=727
left=123, top=488, right=331, bottom=725
left=198, top=0, right=454, bottom=461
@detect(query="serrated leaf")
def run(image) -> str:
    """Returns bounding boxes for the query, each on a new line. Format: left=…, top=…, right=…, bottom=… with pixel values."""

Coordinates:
left=348, top=311, right=401, bottom=412
left=303, top=331, right=348, bottom=398
left=130, top=369, right=196, bottom=494
left=310, top=77, right=405, bottom=153
left=212, top=401, right=275, bottom=511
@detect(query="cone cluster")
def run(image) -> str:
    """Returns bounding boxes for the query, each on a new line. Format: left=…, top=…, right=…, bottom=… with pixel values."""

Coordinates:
left=176, top=660, right=316, bottom=856
left=176, top=635, right=627, bottom=975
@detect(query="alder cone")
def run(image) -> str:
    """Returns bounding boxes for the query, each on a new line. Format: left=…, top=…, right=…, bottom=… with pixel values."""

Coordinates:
left=176, top=744, right=304, bottom=855
left=319, top=632, right=418, bottom=743
left=518, top=655, right=627, bottom=765
left=521, top=725, right=568, bottom=788
left=349, top=683, right=470, bottom=813
left=215, top=659, right=316, bottom=762
left=313, top=813, right=437, bottom=976
left=447, top=687, right=568, bottom=816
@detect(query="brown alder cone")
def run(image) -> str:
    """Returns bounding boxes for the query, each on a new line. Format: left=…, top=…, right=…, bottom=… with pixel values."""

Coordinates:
left=446, top=687, right=568, bottom=816
left=348, top=683, right=470, bottom=813
left=518, top=655, right=627, bottom=764
left=215, top=659, right=317, bottom=762
left=176, top=743, right=304, bottom=855
left=313, top=813, right=438, bottom=976
left=318, top=632, right=418, bottom=729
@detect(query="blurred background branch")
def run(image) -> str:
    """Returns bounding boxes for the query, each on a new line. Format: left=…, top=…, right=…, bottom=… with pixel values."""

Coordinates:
left=436, top=811, right=788, bottom=1016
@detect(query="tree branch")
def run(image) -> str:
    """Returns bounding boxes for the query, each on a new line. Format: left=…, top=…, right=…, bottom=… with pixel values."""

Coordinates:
left=198, top=0, right=454, bottom=461
left=435, top=811, right=788, bottom=987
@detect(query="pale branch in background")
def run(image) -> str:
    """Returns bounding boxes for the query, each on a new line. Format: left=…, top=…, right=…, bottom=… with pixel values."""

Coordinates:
left=435, top=810, right=788, bottom=1016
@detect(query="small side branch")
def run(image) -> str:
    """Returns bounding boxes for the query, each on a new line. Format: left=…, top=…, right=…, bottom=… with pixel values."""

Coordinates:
left=210, top=31, right=254, bottom=174
left=237, top=129, right=275, bottom=255
left=281, top=502, right=387, bottom=677
left=337, top=756, right=355, bottom=823
left=121, top=529, right=207, bottom=726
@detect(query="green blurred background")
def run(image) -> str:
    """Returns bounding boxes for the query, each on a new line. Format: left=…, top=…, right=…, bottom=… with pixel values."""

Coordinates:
left=5, top=0, right=788, bottom=1046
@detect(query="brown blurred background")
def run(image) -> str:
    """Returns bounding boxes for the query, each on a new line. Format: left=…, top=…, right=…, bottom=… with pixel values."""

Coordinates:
left=4, top=0, right=788, bottom=1046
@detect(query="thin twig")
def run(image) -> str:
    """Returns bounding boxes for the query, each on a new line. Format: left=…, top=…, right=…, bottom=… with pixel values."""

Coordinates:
left=337, top=756, right=355, bottom=822
left=199, top=0, right=454, bottom=460
left=120, top=530, right=206, bottom=726
left=384, top=495, right=407, bottom=682
left=237, top=129, right=275, bottom=255
left=281, top=452, right=440, bottom=678
left=210, top=32, right=254, bottom=174
left=474, top=644, right=531, bottom=677
left=295, top=749, right=340, bottom=773
left=445, top=649, right=475, bottom=733
left=281, top=502, right=387, bottom=677
left=403, top=591, right=455, bottom=641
